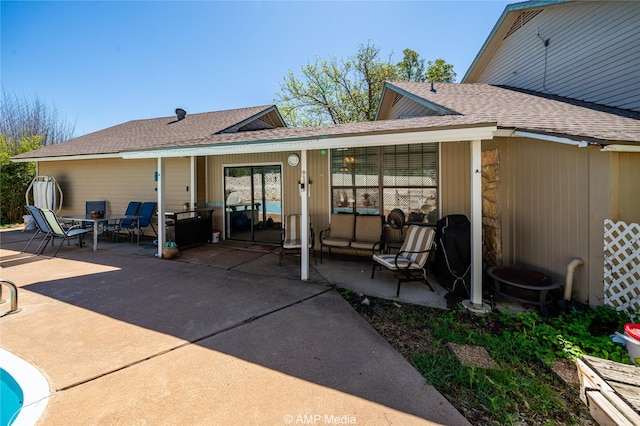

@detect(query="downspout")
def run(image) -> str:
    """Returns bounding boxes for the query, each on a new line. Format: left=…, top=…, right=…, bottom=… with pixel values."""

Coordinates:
left=564, top=258, right=584, bottom=302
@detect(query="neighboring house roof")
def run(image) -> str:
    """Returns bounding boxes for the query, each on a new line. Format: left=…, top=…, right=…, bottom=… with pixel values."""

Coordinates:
left=379, top=82, right=640, bottom=143
left=11, top=105, right=284, bottom=160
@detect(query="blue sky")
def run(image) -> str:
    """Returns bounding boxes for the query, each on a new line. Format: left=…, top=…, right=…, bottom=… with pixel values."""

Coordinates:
left=1, top=1, right=512, bottom=136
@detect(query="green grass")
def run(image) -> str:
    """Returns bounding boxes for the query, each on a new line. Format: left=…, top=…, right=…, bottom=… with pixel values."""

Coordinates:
left=340, top=289, right=636, bottom=425
left=412, top=305, right=632, bottom=424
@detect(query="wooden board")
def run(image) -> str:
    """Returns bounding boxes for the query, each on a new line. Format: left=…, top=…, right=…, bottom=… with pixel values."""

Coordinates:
left=577, top=355, right=640, bottom=426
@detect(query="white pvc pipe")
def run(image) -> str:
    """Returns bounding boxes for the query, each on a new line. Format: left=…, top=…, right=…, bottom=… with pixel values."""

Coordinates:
left=564, top=258, right=585, bottom=301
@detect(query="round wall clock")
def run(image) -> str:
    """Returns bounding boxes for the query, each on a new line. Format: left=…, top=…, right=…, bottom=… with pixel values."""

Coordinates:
left=287, top=153, right=300, bottom=166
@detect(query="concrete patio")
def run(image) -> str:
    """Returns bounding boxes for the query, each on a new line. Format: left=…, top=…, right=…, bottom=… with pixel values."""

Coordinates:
left=0, top=228, right=471, bottom=425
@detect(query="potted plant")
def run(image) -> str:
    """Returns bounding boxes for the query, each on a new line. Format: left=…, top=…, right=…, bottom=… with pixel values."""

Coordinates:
left=162, top=241, right=179, bottom=259
left=362, top=193, right=371, bottom=207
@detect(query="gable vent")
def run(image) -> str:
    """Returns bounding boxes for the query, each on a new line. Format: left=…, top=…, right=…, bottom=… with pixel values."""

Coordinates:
left=503, top=9, right=542, bottom=40
left=391, top=92, right=403, bottom=107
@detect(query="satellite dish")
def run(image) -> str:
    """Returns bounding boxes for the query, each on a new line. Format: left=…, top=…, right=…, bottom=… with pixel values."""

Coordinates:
left=175, top=108, right=187, bottom=120
left=388, top=209, right=405, bottom=229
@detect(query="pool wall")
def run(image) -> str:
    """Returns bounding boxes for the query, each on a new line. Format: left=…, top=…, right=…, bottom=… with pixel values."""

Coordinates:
left=0, top=348, right=50, bottom=426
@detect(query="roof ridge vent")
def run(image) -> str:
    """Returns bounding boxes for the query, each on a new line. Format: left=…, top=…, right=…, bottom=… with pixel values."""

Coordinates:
left=175, top=108, right=187, bottom=120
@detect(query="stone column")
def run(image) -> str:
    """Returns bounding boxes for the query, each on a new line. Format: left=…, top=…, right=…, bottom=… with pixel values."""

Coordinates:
left=482, top=149, right=502, bottom=266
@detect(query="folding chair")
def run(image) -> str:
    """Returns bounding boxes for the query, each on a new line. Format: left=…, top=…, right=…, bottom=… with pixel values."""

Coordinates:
left=23, top=205, right=51, bottom=254
left=39, top=208, right=90, bottom=257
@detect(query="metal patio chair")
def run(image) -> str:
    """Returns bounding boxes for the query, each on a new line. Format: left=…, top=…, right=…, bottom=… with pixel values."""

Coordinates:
left=279, top=214, right=315, bottom=266
left=371, top=225, right=436, bottom=297
left=116, top=201, right=157, bottom=244
left=23, top=205, right=52, bottom=254
left=104, top=201, right=142, bottom=242
left=39, top=207, right=91, bottom=257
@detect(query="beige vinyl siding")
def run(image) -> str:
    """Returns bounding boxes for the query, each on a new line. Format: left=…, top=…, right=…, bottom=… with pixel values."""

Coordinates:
left=440, top=142, right=471, bottom=218
left=476, top=1, right=640, bottom=111
left=615, top=152, right=640, bottom=224
left=38, top=158, right=194, bottom=214
left=388, top=95, right=440, bottom=119
left=308, top=150, right=331, bottom=240
left=499, top=137, right=612, bottom=305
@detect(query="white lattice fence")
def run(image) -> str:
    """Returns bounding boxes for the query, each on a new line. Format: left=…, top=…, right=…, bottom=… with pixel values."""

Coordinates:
left=604, top=219, right=640, bottom=319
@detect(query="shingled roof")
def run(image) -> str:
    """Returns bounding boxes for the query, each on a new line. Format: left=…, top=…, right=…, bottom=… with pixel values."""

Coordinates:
left=383, top=82, right=640, bottom=143
left=12, top=105, right=284, bottom=160
left=13, top=82, right=640, bottom=161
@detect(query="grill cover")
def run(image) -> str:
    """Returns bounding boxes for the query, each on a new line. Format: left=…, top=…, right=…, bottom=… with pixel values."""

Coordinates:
left=433, top=215, right=471, bottom=297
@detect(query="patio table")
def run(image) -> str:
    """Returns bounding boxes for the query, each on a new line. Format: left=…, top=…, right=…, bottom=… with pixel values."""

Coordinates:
left=60, top=214, right=141, bottom=252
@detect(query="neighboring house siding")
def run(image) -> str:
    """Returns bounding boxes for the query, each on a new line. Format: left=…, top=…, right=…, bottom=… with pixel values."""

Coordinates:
left=499, top=137, right=613, bottom=305
left=475, top=1, right=640, bottom=111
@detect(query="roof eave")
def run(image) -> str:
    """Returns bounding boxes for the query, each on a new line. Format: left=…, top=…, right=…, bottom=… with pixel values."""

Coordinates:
left=11, top=152, right=122, bottom=163
left=121, top=124, right=498, bottom=159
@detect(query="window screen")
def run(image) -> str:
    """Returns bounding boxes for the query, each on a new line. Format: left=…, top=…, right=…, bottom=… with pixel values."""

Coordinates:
left=330, top=144, right=438, bottom=224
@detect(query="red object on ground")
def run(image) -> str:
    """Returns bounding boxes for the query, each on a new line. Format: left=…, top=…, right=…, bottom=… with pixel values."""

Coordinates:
left=624, top=323, right=640, bottom=341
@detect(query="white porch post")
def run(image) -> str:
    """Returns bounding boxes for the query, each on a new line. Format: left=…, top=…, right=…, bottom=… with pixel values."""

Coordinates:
left=469, top=139, right=483, bottom=305
left=190, top=156, right=196, bottom=210
left=300, top=150, right=309, bottom=281
left=157, top=157, right=166, bottom=258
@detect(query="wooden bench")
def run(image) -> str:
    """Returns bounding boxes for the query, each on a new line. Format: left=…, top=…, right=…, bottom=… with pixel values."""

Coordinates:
left=320, top=214, right=383, bottom=262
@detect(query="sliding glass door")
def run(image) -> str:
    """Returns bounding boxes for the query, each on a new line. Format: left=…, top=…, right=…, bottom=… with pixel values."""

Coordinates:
left=224, top=165, right=282, bottom=243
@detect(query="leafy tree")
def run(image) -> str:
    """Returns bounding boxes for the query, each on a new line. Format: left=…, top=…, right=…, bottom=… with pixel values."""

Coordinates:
left=397, top=48, right=427, bottom=82
left=426, top=58, right=457, bottom=83
left=0, top=90, right=74, bottom=224
left=276, top=42, right=397, bottom=126
left=0, top=136, right=41, bottom=224
left=276, top=43, right=456, bottom=126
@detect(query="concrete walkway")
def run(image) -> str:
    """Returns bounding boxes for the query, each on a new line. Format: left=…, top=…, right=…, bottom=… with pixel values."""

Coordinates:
left=0, top=228, right=470, bottom=425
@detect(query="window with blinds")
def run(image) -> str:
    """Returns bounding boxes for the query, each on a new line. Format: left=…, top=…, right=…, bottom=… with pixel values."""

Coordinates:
left=330, top=144, right=438, bottom=224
